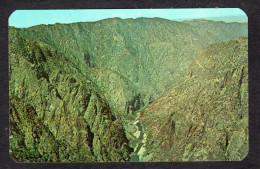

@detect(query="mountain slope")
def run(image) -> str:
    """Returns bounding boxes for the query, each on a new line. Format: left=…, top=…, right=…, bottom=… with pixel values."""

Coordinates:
left=139, top=37, right=248, bottom=161
left=9, top=39, right=133, bottom=162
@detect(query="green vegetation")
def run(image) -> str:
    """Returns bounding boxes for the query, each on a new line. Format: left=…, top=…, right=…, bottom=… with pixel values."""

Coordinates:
left=9, top=39, right=132, bottom=162
left=9, top=18, right=248, bottom=162
left=140, top=37, right=248, bottom=161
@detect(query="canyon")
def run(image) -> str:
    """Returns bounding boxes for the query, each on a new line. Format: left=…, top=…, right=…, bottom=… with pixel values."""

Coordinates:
left=9, top=18, right=248, bottom=162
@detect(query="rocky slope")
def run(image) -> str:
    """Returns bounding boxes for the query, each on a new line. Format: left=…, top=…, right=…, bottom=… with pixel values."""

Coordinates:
left=139, top=37, right=248, bottom=161
left=9, top=39, right=132, bottom=162
left=9, top=18, right=248, bottom=162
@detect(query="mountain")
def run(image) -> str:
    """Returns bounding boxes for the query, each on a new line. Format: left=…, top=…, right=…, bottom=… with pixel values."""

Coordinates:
left=9, top=39, right=133, bottom=162
left=9, top=18, right=248, bottom=162
left=139, top=37, right=248, bottom=161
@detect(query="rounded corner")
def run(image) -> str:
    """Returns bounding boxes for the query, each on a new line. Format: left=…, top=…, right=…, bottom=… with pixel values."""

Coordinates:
left=237, top=8, right=248, bottom=19
left=8, top=10, right=19, bottom=27
left=239, top=150, right=250, bottom=162
left=9, top=151, right=23, bottom=163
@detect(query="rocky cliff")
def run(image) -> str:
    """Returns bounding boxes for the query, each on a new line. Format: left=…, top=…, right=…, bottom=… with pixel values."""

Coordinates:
left=9, top=39, right=132, bottom=162
left=140, top=37, right=248, bottom=161
left=9, top=18, right=248, bottom=162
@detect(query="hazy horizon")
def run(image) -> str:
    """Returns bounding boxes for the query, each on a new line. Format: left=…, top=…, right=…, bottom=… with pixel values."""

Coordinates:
left=9, top=9, right=247, bottom=28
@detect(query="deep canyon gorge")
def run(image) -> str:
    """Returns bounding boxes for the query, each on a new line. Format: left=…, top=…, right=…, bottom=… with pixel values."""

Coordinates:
left=9, top=18, right=248, bottom=162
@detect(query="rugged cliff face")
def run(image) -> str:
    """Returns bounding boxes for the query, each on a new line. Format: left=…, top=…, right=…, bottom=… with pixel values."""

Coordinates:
left=140, top=37, right=248, bottom=161
left=9, top=18, right=248, bottom=162
left=9, top=39, right=132, bottom=162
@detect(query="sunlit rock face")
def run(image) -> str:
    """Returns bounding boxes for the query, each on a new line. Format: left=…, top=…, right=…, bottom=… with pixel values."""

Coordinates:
left=9, top=18, right=248, bottom=162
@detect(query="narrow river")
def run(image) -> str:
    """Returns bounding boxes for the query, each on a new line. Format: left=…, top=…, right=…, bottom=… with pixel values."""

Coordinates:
left=130, top=120, right=145, bottom=162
